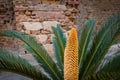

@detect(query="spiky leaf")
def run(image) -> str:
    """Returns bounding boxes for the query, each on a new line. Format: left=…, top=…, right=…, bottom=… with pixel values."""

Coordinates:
left=0, top=49, right=49, bottom=80
left=52, top=25, right=66, bottom=74
left=78, top=19, right=96, bottom=72
left=79, top=14, right=120, bottom=79
left=0, top=30, right=62, bottom=80
left=84, top=72, right=120, bottom=80
left=89, top=14, right=120, bottom=72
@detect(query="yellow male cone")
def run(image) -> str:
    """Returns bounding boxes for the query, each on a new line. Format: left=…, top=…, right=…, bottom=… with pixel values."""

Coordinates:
left=64, top=28, right=78, bottom=80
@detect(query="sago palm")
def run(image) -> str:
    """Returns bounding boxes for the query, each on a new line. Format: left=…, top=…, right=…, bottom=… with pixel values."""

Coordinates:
left=0, top=14, right=120, bottom=80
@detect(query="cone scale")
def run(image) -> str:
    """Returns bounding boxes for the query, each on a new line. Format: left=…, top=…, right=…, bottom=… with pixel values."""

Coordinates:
left=64, top=28, right=78, bottom=80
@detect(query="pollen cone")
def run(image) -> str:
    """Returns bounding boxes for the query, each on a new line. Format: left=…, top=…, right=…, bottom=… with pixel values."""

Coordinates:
left=64, top=28, right=78, bottom=80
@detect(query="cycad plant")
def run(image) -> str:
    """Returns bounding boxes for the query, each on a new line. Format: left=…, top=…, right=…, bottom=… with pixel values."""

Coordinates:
left=0, top=14, right=120, bottom=80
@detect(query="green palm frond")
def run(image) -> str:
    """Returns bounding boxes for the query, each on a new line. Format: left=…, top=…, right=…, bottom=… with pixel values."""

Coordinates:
left=114, top=78, right=120, bottom=80
left=84, top=72, right=120, bottom=80
left=90, top=14, right=120, bottom=72
left=52, top=25, right=66, bottom=74
left=79, top=15, right=120, bottom=79
left=78, top=19, right=96, bottom=73
left=79, top=14, right=120, bottom=79
left=0, top=49, right=49, bottom=80
left=0, top=30, right=62, bottom=80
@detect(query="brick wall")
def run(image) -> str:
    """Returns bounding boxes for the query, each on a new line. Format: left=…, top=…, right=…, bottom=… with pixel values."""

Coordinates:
left=12, top=0, right=79, bottom=56
left=0, top=0, right=18, bottom=53
left=0, top=0, right=79, bottom=56
left=0, top=0, right=15, bottom=29
left=76, top=0, right=120, bottom=31
left=1, top=0, right=120, bottom=55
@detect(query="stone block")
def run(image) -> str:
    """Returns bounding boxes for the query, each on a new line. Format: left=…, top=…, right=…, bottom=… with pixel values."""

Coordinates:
left=21, top=22, right=43, bottom=31
left=41, top=30, right=51, bottom=34
left=33, top=11, right=65, bottom=20
left=16, top=23, right=23, bottom=31
left=42, top=21, right=60, bottom=31
left=35, top=4, right=67, bottom=11
left=43, top=44, right=54, bottom=58
left=30, top=30, right=40, bottom=35
left=36, top=34, right=48, bottom=43
left=25, top=11, right=32, bottom=16
left=24, top=30, right=31, bottom=34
